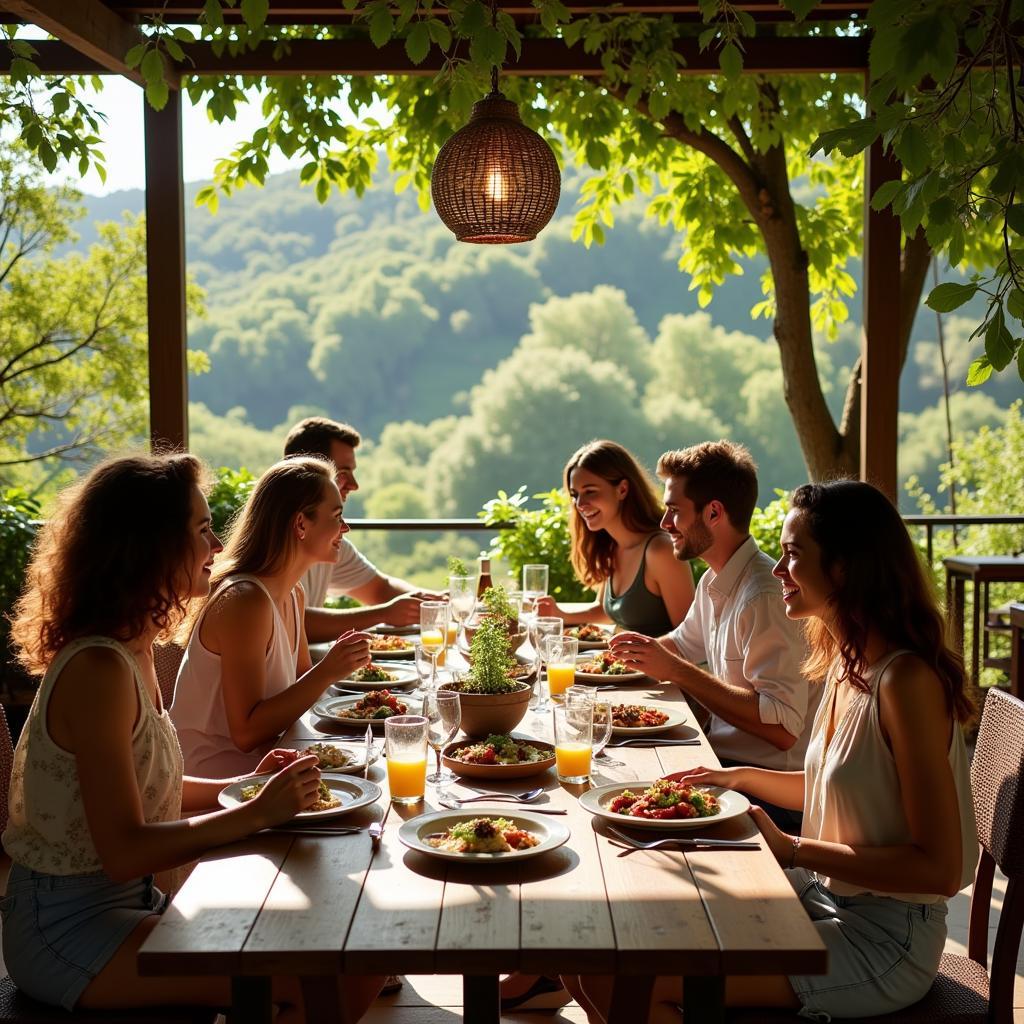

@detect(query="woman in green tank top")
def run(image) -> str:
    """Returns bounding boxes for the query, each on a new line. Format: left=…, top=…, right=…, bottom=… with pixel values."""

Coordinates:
left=535, top=440, right=695, bottom=637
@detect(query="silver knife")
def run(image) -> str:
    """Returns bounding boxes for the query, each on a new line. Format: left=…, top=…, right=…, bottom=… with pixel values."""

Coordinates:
left=363, top=724, right=373, bottom=778
left=606, top=738, right=701, bottom=747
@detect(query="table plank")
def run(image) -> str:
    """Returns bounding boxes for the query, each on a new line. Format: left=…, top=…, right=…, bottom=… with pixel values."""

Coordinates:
left=138, top=835, right=291, bottom=975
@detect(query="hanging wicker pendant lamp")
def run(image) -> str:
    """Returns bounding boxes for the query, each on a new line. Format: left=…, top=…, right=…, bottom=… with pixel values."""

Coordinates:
left=431, top=7, right=560, bottom=243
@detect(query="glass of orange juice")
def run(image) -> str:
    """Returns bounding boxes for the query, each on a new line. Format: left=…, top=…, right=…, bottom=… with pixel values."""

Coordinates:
left=543, top=635, right=578, bottom=701
left=419, top=601, right=450, bottom=689
left=385, top=715, right=428, bottom=804
left=553, top=703, right=593, bottom=784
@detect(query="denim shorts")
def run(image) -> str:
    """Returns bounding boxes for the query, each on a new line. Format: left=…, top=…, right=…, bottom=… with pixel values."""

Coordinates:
left=786, top=868, right=947, bottom=1021
left=0, top=862, right=168, bottom=1010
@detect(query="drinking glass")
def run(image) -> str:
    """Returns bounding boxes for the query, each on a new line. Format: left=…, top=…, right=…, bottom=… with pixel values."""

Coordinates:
left=448, top=575, right=476, bottom=647
left=385, top=715, right=428, bottom=804
left=552, top=703, right=593, bottom=784
left=522, top=564, right=549, bottom=617
left=424, top=689, right=461, bottom=788
left=419, top=601, right=450, bottom=691
left=543, top=635, right=578, bottom=702
left=413, top=641, right=434, bottom=694
left=531, top=615, right=563, bottom=712
left=591, top=700, right=614, bottom=757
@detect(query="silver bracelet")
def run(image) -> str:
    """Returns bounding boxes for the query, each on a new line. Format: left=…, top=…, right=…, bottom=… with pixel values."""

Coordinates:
left=788, top=835, right=801, bottom=869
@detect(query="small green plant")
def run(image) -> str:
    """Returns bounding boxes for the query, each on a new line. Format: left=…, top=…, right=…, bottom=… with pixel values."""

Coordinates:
left=749, top=490, right=789, bottom=564
left=206, top=467, right=257, bottom=539
left=481, top=585, right=517, bottom=626
left=447, top=555, right=469, bottom=576
left=456, top=616, right=521, bottom=694
left=0, top=488, right=42, bottom=661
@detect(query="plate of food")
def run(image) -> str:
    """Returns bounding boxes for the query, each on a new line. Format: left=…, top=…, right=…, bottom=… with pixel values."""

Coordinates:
left=312, top=690, right=423, bottom=728
left=575, top=650, right=647, bottom=683
left=442, top=734, right=556, bottom=779
left=564, top=623, right=613, bottom=650
left=399, top=809, right=570, bottom=862
left=218, top=772, right=381, bottom=820
left=329, top=663, right=419, bottom=693
left=369, top=623, right=419, bottom=636
left=609, top=703, right=687, bottom=736
left=368, top=634, right=415, bottom=658
left=580, top=779, right=750, bottom=830
left=294, top=740, right=380, bottom=774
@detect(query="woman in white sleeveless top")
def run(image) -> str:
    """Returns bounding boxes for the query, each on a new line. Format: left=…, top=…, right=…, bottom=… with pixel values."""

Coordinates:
left=172, top=456, right=371, bottom=776
left=571, top=481, right=978, bottom=1023
left=2, top=453, right=383, bottom=1018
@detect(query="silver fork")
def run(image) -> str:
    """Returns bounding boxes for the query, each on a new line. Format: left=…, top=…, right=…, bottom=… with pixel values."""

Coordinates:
left=606, top=826, right=760, bottom=851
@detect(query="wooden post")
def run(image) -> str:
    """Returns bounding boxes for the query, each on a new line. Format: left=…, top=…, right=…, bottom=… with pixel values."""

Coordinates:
left=143, top=89, right=189, bottom=451
left=860, top=125, right=902, bottom=499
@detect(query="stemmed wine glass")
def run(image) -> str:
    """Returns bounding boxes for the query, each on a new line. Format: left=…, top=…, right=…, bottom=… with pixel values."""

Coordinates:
left=531, top=615, right=563, bottom=712
left=590, top=700, right=622, bottom=768
left=419, top=600, right=450, bottom=692
left=424, top=689, right=461, bottom=789
left=448, top=574, right=476, bottom=651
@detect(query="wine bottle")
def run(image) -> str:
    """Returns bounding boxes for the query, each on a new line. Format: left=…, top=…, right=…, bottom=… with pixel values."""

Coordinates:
left=476, top=555, right=493, bottom=598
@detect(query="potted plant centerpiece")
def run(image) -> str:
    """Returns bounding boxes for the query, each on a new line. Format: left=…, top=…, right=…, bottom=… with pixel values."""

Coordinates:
left=442, top=614, right=533, bottom=736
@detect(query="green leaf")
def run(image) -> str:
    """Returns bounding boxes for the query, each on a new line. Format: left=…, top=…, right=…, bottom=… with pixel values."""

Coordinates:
left=718, top=43, right=742, bottom=81
left=369, top=6, right=395, bottom=47
left=1008, top=288, right=1024, bottom=322
left=870, top=179, right=902, bottom=211
left=781, top=0, right=818, bottom=19
left=989, top=151, right=1023, bottom=196
left=985, top=310, right=1013, bottom=371
left=315, top=176, right=330, bottom=204
left=925, top=282, right=977, bottom=313
left=966, top=355, right=993, bottom=386
left=426, top=19, right=452, bottom=50
left=240, top=0, right=269, bottom=31
left=405, top=22, right=431, bottom=65
left=1006, top=203, right=1024, bottom=236
left=895, top=124, right=929, bottom=176
left=1018, top=342, right=1024, bottom=383
left=203, top=0, right=225, bottom=29
left=140, top=48, right=163, bottom=83
left=124, top=43, right=146, bottom=70
left=145, top=76, right=169, bottom=111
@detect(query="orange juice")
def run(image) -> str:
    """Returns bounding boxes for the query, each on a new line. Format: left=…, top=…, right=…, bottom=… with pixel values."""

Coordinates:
left=421, top=628, right=446, bottom=667
left=446, top=622, right=458, bottom=646
left=548, top=664, right=575, bottom=696
left=555, top=742, right=591, bottom=780
left=387, top=757, right=426, bottom=800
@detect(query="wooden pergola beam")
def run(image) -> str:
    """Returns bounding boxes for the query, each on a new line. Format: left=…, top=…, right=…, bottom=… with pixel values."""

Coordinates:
left=0, top=35, right=869, bottom=76
left=0, top=0, right=179, bottom=86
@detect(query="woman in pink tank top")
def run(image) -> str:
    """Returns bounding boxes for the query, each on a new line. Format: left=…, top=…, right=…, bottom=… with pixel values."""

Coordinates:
left=569, top=481, right=977, bottom=1023
left=172, top=456, right=372, bottom=774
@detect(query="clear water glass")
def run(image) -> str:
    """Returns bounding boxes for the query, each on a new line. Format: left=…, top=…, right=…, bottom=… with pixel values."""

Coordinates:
left=531, top=616, right=563, bottom=712
left=424, top=689, right=461, bottom=788
left=522, top=564, right=549, bottom=617
left=448, top=575, right=476, bottom=640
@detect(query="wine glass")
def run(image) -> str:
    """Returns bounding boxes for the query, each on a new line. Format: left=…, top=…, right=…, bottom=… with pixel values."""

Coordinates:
left=531, top=615, right=563, bottom=712
left=412, top=641, right=434, bottom=695
left=522, top=564, right=549, bottom=619
left=424, top=689, right=461, bottom=789
left=448, top=574, right=476, bottom=650
left=591, top=700, right=621, bottom=766
left=419, top=600, right=450, bottom=692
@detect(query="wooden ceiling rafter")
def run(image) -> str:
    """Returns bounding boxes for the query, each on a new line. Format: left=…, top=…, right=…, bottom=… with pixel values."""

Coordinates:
left=0, top=0, right=178, bottom=86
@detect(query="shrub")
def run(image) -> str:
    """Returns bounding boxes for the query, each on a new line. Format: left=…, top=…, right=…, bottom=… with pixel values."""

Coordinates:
left=0, top=488, right=42, bottom=661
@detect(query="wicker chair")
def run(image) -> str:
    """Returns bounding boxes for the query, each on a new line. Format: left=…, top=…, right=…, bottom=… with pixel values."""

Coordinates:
left=153, top=642, right=185, bottom=711
left=730, top=687, right=1024, bottom=1024
left=0, top=705, right=13, bottom=840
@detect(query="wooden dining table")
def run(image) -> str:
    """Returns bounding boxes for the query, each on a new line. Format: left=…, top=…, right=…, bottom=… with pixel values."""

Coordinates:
left=138, top=666, right=826, bottom=1023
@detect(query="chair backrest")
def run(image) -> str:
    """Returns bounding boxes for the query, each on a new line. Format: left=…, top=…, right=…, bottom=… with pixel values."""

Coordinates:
left=153, top=642, right=185, bottom=711
left=966, top=688, right=1024, bottom=1023
left=0, top=704, right=12, bottom=840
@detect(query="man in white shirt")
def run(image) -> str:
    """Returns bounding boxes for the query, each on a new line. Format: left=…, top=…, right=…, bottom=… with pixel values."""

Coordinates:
left=609, top=440, right=816, bottom=829
left=284, top=417, right=437, bottom=642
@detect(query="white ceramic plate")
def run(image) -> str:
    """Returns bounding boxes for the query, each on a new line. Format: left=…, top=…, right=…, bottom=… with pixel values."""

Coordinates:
left=574, top=653, right=647, bottom=683
left=608, top=703, right=687, bottom=736
left=369, top=623, right=419, bottom=636
left=564, top=624, right=613, bottom=650
left=312, top=693, right=423, bottom=728
left=368, top=636, right=416, bottom=659
left=218, top=772, right=381, bottom=820
left=293, top=740, right=380, bottom=774
left=399, top=807, right=570, bottom=862
left=330, top=664, right=419, bottom=693
left=579, top=782, right=750, bottom=830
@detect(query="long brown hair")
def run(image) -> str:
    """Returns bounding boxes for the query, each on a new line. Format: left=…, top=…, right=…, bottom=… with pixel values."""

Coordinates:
left=181, top=456, right=333, bottom=639
left=565, top=440, right=664, bottom=588
left=792, top=480, right=974, bottom=723
left=11, top=452, right=207, bottom=676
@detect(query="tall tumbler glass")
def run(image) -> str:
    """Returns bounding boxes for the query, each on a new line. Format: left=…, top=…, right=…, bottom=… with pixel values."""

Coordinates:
left=552, top=703, right=593, bottom=784
left=385, top=715, right=428, bottom=805
left=531, top=615, right=563, bottom=712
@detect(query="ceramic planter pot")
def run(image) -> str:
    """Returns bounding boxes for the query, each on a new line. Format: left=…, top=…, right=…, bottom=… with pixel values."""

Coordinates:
left=440, top=681, right=533, bottom=737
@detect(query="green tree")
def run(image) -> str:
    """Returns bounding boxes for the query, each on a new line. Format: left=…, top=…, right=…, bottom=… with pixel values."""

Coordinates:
left=0, top=146, right=205, bottom=480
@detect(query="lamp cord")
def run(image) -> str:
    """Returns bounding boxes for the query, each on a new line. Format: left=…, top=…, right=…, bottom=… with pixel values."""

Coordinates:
left=489, top=0, right=500, bottom=96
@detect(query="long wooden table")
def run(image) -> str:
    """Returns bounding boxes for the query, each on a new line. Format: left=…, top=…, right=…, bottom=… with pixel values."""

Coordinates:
left=138, top=676, right=826, bottom=1023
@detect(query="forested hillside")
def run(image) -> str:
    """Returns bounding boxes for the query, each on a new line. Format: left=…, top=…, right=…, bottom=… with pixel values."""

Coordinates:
left=77, top=165, right=1018, bottom=530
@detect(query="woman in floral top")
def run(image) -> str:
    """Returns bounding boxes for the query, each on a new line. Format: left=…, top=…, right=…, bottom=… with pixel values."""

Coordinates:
left=2, top=453, right=383, bottom=1019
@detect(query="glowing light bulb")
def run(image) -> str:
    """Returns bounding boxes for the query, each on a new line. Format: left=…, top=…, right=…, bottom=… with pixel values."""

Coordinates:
left=486, top=170, right=506, bottom=201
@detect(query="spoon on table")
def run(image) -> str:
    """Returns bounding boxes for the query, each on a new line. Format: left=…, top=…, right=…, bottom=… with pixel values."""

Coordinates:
left=450, top=786, right=545, bottom=804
